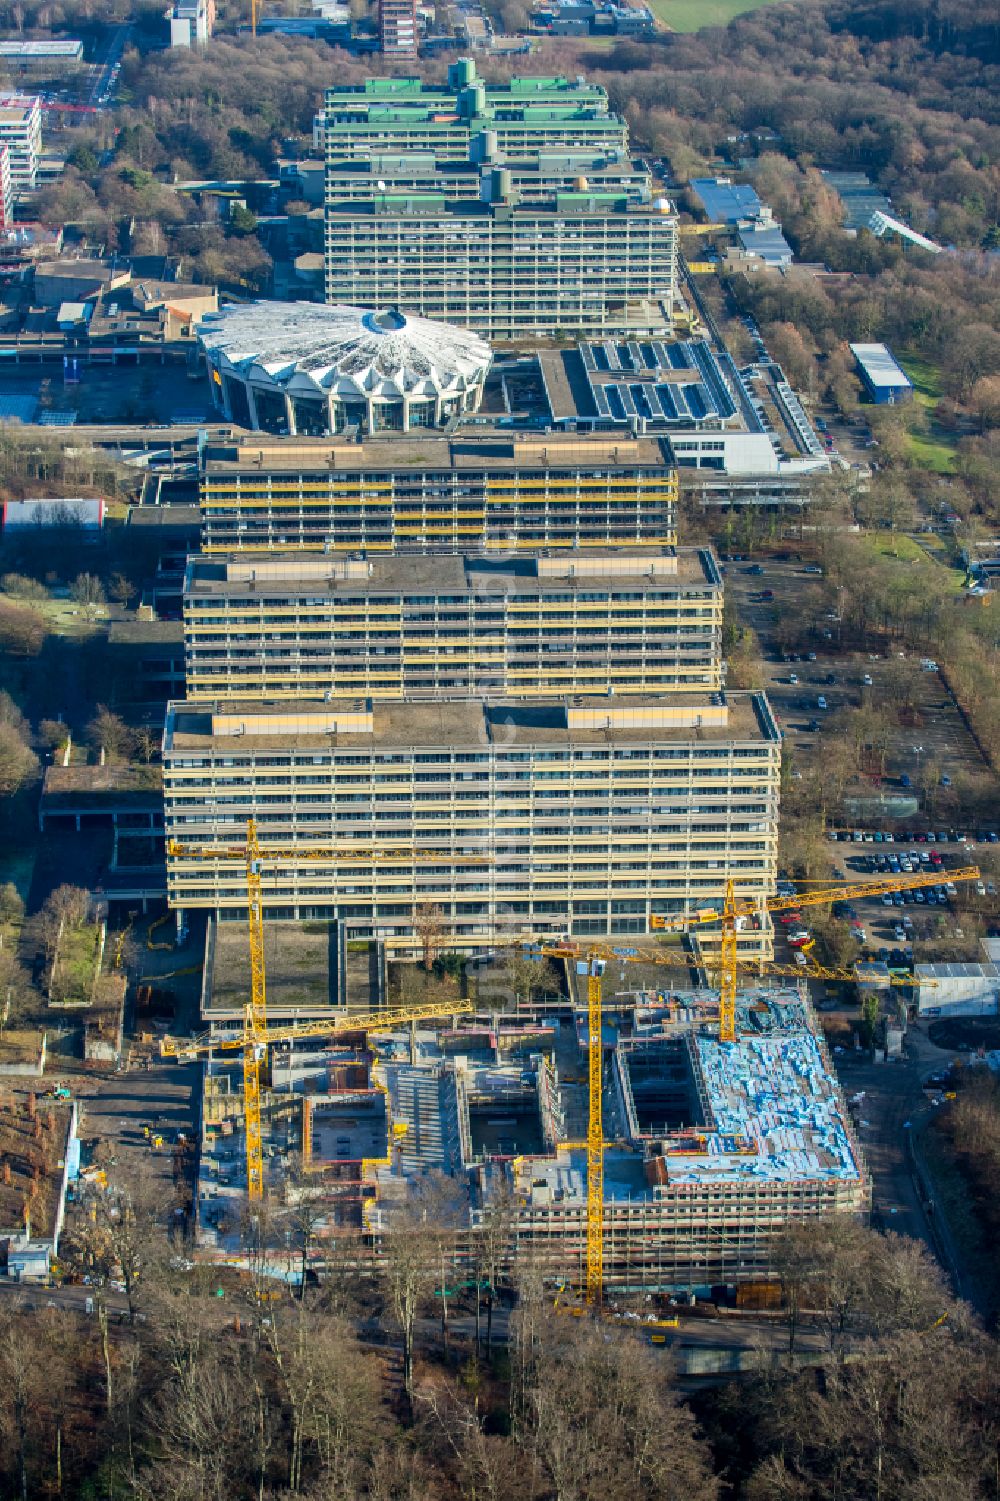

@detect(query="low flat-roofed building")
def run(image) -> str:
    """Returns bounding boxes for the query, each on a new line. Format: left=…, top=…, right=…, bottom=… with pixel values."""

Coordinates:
left=915, top=959, right=1000, bottom=1017
left=162, top=690, right=780, bottom=956
left=0, top=39, right=83, bottom=65
left=198, top=431, right=677, bottom=553
left=33, top=258, right=131, bottom=307
left=2, top=496, right=103, bottom=530
left=39, top=763, right=164, bottom=834
left=850, top=342, right=913, bottom=405
left=535, top=336, right=829, bottom=504
left=108, top=620, right=185, bottom=700
left=737, top=222, right=793, bottom=267
left=182, top=547, right=723, bottom=700
left=688, top=176, right=762, bottom=225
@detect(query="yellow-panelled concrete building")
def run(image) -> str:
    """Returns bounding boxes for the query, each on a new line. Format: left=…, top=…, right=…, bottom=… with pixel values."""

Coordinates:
left=198, top=434, right=677, bottom=554
left=182, top=549, right=724, bottom=702
left=162, top=693, right=780, bottom=957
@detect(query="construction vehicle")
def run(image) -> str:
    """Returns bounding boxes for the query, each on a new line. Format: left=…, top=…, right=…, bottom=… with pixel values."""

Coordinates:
left=165, top=819, right=477, bottom=1200
left=532, top=862, right=980, bottom=1308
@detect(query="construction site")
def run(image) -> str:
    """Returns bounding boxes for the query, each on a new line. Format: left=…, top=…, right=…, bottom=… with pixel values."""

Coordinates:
left=190, top=950, right=869, bottom=1293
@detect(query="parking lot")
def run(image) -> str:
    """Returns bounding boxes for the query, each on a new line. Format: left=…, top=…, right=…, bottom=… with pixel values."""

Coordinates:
left=770, top=830, right=998, bottom=979
left=725, top=557, right=992, bottom=796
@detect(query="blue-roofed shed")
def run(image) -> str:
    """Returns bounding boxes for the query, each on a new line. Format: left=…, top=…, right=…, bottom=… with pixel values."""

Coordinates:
left=690, top=176, right=762, bottom=224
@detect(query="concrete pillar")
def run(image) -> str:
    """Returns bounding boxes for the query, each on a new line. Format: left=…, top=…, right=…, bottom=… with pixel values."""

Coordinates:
left=284, top=394, right=296, bottom=436
left=217, top=368, right=233, bottom=420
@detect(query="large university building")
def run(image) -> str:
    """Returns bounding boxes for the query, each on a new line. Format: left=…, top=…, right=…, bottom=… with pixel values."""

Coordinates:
left=323, top=177, right=677, bottom=341
left=162, top=693, right=780, bottom=955
left=182, top=549, right=725, bottom=701
left=198, top=433, right=679, bottom=554
left=324, top=60, right=628, bottom=164
left=197, top=303, right=493, bottom=437
left=322, top=63, right=675, bottom=340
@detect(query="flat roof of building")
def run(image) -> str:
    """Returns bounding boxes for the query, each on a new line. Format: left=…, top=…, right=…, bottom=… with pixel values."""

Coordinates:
left=185, top=547, right=720, bottom=597
left=41, top=763, right=163, bottom=808
left=325, top=192, right=673, bottom=218
left=201, top=432, right=675, bottom=476
left=689, top=176, right=762, bottom=224
left=108, top=620, right=184, bottom=645
left=849, top=343, right=912, bottom=390
left=325, top=152, right=644, bottom=184
left=0, top=39, right=83, bottom=57
left=538, top=337, right=743, bottom=428
left=0, top=94, right=39, bottom=121
left=165, top=691, right=777, bottom=752
left=737, top=224, right=793, bottom=264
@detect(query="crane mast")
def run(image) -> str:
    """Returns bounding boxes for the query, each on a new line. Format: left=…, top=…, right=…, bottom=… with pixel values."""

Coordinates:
left=585, top=965, right=604, bottom=1304
left=244, top=819, right=267, bottom=1201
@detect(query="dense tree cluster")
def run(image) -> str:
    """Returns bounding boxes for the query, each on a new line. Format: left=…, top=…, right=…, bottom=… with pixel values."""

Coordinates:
left=0, top=1204, right=994, bottom=1500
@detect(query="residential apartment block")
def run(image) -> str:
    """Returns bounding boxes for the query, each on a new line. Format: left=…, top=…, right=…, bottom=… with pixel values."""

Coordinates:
left=182, top=549, right=724, bottom=702
left=162, top=693, right=780, bottom=955
left=324, top=59, right=627, bottom=165
left=0, top=144, right=11, bottom=231
left=323, top=175, right=677, bottom=340
left=0, top=93, right=41, bottom=193
left=378, top=0, right=417, bottom=56
left=198, top=434, right=678, bottom=554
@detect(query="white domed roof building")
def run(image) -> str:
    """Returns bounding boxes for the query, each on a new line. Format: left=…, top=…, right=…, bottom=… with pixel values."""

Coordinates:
left=197, top=301, right=493, bottom=436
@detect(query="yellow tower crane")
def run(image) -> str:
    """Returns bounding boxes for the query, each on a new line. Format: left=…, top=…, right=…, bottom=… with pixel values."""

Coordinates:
left=530, top=862, right=979, bottom=1306
left=651, top=867, right=981, bottom=1042
left=166, top=820, right=486, bottom=1199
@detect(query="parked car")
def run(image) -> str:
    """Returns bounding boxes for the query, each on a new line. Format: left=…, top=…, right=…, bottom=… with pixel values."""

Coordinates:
left=817, top=695, right=828, bottom=710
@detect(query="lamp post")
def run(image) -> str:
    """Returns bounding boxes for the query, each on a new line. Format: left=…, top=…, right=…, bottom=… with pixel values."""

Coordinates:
left=912, top=745, right=925, bottom=807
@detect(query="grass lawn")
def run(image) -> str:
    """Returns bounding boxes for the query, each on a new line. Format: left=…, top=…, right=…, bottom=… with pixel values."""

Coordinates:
left=898, top=352, right=944, bottom=406
left=52, top=922, right=102, bottom=1005
left=894, top=351, right=957, bottom=472
left=648, top=0, right=773, bottom=29
left=906, top=429, right=956, bottom=473
left=858, top=531, right=964, bottom=588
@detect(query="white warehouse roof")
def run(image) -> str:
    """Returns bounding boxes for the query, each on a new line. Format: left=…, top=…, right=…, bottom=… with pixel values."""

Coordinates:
left=849, top=342, right=913, bottom=390
left=197, top=300, right=493, bottom=400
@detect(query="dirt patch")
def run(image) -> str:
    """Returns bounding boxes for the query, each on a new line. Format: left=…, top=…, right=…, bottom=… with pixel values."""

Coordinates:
left=928, top=1016, right=1000, bottom=1053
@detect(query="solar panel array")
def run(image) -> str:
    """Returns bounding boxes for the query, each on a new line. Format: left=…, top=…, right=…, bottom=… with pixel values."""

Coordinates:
left=580, top=338, right=736, bottom=426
